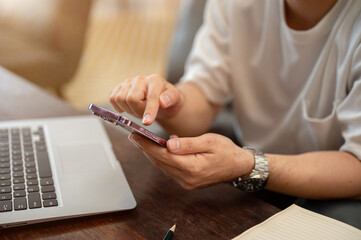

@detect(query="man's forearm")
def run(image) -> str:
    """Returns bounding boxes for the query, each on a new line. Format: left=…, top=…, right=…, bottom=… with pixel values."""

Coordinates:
left=265, top=151, right=361, bottom=199
left=157, top=82, right=221, bottom=136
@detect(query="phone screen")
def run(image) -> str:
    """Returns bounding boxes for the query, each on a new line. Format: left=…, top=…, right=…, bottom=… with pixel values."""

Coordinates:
left=88, top=104, right=167, bottom=147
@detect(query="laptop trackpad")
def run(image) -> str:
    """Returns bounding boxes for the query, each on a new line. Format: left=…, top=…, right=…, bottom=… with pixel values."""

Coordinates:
left=57, top=142, right=113, bottom=175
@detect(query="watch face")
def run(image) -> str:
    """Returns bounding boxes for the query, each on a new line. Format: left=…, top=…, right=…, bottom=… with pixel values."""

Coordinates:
left=240, top=178, right=268, bottom=192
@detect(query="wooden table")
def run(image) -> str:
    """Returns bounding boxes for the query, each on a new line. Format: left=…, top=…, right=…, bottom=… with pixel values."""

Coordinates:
left=0, top=67, right=280, bottom=239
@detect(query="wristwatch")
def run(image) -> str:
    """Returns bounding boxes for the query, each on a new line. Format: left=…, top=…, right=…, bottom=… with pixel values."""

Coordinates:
left=232, top=147, right=269, bottom=192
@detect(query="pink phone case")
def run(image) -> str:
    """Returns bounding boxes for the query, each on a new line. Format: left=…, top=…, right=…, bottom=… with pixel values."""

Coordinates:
left=88, top=104, right=167, bottom=147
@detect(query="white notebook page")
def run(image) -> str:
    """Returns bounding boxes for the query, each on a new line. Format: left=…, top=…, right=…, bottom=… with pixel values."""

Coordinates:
left=232, top=204, right=361, bottom=240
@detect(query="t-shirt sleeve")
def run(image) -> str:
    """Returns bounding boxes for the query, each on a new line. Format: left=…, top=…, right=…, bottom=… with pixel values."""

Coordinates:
left=180, top=0, right=232, bottom=106
left=338, top=43, right=361, bottom=160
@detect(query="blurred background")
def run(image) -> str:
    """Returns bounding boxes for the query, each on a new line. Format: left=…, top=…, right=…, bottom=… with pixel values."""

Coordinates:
left=0, top=0, right=206, bottom=111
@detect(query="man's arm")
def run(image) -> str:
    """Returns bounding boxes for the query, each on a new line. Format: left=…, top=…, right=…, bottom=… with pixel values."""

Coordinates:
left=129, top=131, right=361, bottom=200
left=266, top=151, right=361, bottom=199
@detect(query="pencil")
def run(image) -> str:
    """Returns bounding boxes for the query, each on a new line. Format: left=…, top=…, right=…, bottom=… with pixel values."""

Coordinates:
left=163, top=224, right=176, bottom=240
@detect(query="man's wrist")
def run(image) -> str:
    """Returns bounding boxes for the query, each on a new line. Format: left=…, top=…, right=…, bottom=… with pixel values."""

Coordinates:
left=232, top=147, right=269, bottom=192
left=240, top=148, right=255, bottom=180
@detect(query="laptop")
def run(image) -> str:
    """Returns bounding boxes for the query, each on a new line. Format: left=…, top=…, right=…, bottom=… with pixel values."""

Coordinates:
left=0, top=115, right=136, bottom=228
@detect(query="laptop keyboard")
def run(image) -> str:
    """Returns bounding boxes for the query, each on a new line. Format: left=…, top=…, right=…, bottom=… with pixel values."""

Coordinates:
left=0, top=127, right=58, bottom=212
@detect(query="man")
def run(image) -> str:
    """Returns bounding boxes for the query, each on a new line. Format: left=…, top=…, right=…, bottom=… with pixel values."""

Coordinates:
left=110, top=0, right=361, bottom=228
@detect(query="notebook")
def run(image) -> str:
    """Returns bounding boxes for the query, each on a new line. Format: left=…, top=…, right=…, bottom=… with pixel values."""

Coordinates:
left=0, top=115, right=136, bottom=228
left=232, top=204, right=361, bottom=240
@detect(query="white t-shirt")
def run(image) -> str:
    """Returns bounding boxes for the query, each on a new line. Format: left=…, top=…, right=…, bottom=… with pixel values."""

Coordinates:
left=181, top=0, right=361, bottom=158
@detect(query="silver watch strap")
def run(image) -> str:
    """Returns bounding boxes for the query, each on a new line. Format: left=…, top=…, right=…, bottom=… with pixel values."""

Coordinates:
left=243, top=147, right=268, bottom=172
left=254, top=152, right=269, bottom=172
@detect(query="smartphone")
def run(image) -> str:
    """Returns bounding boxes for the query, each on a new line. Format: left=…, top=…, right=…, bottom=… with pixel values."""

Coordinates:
left=88, top=104, right=167, bottom=147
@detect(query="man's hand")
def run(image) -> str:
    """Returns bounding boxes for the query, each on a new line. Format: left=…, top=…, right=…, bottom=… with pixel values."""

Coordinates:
left=129, top=133, right=254, bottom=190
left=109, top=74, right=184, bottom=126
